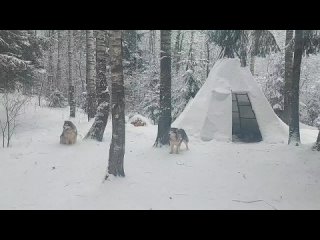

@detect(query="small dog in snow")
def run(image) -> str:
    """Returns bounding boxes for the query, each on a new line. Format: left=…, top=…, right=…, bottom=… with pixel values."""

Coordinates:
left=60, top=121, right=77, bottom=145
left=169, top=128, right=189, bottom=154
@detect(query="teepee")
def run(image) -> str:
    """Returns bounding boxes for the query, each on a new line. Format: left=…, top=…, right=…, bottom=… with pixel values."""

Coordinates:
left=172, top=58, right=288, bottom=143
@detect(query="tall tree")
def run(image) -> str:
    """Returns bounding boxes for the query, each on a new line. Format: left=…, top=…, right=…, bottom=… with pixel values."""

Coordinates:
left=239, top=30, right=248, bottom=67
left=154, top=30, right=172, bottom=147
left=85, top=30, right=110, bottom=141
left=173, top=30, right=181, bottom=73
left=56, top=30, right=62, bottom=90
left=288, top=30, right=303, bottom=146
left=206, top=31, right=210, bottom=77
left=186, top=30, right=195, bottom=71
left=315, top=130, right=320, bottom=151
left=283, top=30, right=294, bottom=124
left=250, top=31, right=261, bottom=74
left=106, top=30, right=125, bottom=178
left=68, top=30, right=75, bottom=117
left=48, top=30, right=54, bottom=92
left=86, top=30, right=97, bottom=120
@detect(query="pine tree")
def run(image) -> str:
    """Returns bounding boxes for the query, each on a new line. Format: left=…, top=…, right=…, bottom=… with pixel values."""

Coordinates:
left=249, top=30, right=280, bottom=74
left=106, top=30, right=125, bottom=178
left=154, top=30, right=172, bottom=147
left=0, top=30, right=46, bottom=91
left=209, top=30, right=279, bottom=68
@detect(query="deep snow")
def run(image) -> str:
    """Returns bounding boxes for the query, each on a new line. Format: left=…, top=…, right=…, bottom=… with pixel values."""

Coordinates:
left=0, top=98, right=320, bottom=210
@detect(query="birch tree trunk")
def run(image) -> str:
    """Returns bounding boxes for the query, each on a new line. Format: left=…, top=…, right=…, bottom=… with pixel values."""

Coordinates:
left=85, top=30, right=110, bottom=141
left=284, top=30, right=294, bottom=124
left=288, top=30, right=303, bottom=146
left=86, top=30, right=97, bottom=120
left=107, top=30, right=125, bottom=178
left=68, top=30, right=76, bottom=117
left=48, top=30, right=54, bottom=92
left=56, top=30, right=62, bottom=91
left=154, top=30, right=172, bottom=147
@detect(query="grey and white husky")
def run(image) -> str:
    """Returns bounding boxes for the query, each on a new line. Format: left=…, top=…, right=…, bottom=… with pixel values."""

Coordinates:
left=169, top=128, right=189, bottom=154
left=60, top=120, right=77, bottom=145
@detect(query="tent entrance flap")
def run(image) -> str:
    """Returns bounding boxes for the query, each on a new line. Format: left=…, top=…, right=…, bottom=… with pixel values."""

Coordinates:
left=232, top=92, right=262, bottom=142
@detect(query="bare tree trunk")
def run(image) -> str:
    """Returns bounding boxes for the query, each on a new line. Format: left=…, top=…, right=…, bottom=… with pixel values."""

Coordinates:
left=85, top=30, right=110, bottom=141
left=107, top=30, right=125, bottom=178
left=56, top=30, right=62, bottom=91
left=186, top=30, right=194, bottom=71
left=250, top=30, right=262, bottom=75
left=154, top=30, right=172, bottom=147
left=288, top=30, right=303, bottom=146
left=68, top=30, right=76, bottom=117
left=48, top=30, right=54, bottom=92
left=86, top=30, right=97, bottom=120
left=175, top=31, right=184, bottom=73
left=173, top=30, right=181, bottom=73
left=315, top=130, right=320, bottom=151
left=78, top=54, right=85, bottom=93
left=6, top=106, right=9, bottom=147
left=240, top=31, right=247, bottom=67
left=250, top=55, right=255, bottom=74
left=206, top=32, right=210, bottom=77
left=284, top=30, right=294, bottom=124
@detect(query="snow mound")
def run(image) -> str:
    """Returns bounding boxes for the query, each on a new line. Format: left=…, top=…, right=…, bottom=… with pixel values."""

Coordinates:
left=129, top=114, right=152, bottom=127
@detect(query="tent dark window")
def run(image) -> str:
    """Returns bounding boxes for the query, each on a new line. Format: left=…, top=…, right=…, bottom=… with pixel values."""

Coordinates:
left=232, top=92, right=262, bottom=142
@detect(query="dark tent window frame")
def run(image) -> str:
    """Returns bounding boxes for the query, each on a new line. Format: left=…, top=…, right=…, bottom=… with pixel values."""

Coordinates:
left=232, top=92, right=262, bottom=143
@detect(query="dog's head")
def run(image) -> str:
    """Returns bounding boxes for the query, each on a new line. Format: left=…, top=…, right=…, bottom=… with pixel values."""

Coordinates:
left=169, top=128, right=182, bottom=141
left=63, top=121, right=75, bottom=131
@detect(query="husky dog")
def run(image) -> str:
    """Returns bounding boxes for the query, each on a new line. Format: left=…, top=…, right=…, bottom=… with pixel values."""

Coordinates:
left=60, top=121, right=77, bottom=145
left=169, top=128, right=189, bottom=154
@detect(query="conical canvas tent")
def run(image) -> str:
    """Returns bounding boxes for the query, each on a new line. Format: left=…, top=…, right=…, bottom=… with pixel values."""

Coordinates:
left=172, top=58, right=288, bottom=143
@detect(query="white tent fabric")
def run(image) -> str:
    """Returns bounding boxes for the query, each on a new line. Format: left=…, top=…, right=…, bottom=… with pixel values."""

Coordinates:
left=172, top=58, right=288, bottom=143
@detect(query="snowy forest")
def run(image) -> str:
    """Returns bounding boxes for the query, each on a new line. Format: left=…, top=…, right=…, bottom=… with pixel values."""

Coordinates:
left=1, top=30, right=320, bottom=210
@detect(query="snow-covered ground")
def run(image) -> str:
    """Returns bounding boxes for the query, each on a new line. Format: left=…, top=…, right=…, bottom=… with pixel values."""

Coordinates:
left=0, top=98, right=320, bottom=210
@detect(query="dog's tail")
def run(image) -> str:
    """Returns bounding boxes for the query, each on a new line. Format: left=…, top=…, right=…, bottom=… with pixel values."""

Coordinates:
left=182, top=129, right=189, bottom=142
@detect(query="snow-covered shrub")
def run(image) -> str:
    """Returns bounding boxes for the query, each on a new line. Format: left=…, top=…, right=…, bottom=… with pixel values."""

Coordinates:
left=129, top=114, right=151, bottom=127
left=0, top=90, right=30, bottom=147
left=48, top=90, right=66, bottom=108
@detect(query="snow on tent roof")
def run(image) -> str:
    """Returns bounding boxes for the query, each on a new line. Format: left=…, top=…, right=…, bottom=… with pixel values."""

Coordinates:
left=172, top=58, right=288, bottom=143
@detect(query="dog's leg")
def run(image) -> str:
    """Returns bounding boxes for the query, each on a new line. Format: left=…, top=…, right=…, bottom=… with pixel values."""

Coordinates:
left=176, top=143, right=180, bottom=154
left=185, top=141, right=189, bottom=150
left=170, top=143, right=174, bottom=154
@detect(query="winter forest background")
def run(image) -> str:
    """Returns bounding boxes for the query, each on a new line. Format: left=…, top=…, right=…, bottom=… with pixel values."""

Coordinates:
left=1, top=30, right=320, bottom=127
left=1, top=30, right=320, bottom=209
